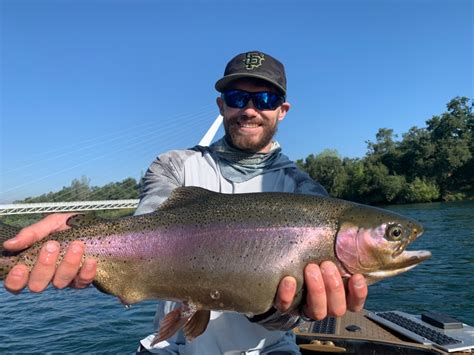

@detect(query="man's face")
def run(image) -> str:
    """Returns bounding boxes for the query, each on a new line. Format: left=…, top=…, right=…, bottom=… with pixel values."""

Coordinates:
left=217, top=80, right=290, bottom=153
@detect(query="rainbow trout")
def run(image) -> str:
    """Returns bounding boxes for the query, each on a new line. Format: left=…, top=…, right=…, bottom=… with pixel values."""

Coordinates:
left=0, top=187, right=431, bottom=342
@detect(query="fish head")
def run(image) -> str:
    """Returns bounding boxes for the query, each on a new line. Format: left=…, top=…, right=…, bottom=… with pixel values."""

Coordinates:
left=335, top=205, right=431, bottom=285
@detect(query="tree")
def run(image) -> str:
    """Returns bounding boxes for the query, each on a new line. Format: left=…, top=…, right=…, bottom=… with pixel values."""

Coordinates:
left=398, top=126, right=436, bottom=180
left=366, top=128, right=401, bottom=173
left=401, top=178, right=440, bottom=203
left=355, top=162, right=405, bottom=204
left=426, top=97, right=472, bottom=197
left=298, top=150, right=347, bottom=197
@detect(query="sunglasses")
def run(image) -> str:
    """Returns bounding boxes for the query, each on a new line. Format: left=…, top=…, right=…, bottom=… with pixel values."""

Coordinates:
left=221, top=90, right=285, bottom=111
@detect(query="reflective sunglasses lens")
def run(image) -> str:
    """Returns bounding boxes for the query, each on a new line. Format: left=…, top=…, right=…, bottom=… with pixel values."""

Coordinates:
left=253, top=92, right=284, bottom=110
left=222, top=90, right=284, bottom=110
left=222, top=90, right=250, bottom=108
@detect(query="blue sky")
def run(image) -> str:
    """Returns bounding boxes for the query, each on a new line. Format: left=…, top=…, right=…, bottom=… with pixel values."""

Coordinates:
left=1, top=0, right=472, bottom=203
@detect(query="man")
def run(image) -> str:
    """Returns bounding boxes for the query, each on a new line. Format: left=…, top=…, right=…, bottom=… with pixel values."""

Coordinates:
left=4, top=51, right=368, bottom=354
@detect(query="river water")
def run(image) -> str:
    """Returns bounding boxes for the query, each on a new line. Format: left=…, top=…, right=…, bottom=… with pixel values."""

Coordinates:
left=0, top=200, right=472, bottom=353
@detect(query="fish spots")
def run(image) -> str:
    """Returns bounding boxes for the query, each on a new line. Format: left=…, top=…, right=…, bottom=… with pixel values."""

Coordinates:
left=210, top=255, right=220, bottom=262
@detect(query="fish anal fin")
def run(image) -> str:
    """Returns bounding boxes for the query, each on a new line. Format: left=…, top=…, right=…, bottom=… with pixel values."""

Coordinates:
left=183, top=310, right=211, bottom=342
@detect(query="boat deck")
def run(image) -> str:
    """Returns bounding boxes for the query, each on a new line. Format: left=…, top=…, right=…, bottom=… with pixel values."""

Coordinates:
left=295, top=310, right=472, bottom=354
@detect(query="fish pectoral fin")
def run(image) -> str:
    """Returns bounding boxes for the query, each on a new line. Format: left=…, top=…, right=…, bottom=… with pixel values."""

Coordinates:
left=152, top=307, right=187, bottom=345
left=183, top=310, right=211, bottom=342
left=152, top=303, right=204, bottom=345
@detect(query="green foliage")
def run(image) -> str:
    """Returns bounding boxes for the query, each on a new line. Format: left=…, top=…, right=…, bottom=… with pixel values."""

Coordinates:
left=425, top=97, right=472, bottom=195
left=18, top=176, right=141, bottom=204
left=300, top=96, right=473, bottom=205
left=298, top=150, right=348, bottom=197
left=401, top=178, right=440, bottom=203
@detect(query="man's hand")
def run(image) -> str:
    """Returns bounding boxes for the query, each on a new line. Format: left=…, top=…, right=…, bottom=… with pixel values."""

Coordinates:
left=3, top=213, right=97, bottom=293
left=274, top=262, right=368, bottom=320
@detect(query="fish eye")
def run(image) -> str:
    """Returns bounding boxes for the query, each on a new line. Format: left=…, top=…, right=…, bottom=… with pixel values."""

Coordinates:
left=386, top=224, right=404, bottom=241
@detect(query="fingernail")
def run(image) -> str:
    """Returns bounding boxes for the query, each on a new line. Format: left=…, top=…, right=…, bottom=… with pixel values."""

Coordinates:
left=354, top=277, right=366, bottom=289
left=283, top=278, right=294, bottom=290
left=321, top=263, right=336, bottom=275
left=11, top=267, right=25, bottom=278
left=309, top=269, right=320, bottom=281
left=322, top=263, right=340, bottom=287
left=5, top=237, right=19, bottom=246
left=70, top=243, right=83, bottom=254
left=83, top=260, right=95, bottom=271
left=45, top=241, right=58, bottom=253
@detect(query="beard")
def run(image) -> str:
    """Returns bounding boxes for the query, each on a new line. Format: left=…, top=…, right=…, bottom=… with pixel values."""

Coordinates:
left=223, top=115, right=279, bottom=153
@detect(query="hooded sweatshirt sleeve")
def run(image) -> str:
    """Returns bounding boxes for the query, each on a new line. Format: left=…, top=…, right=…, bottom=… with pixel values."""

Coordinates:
left=134, top=150, right=186, bottom=216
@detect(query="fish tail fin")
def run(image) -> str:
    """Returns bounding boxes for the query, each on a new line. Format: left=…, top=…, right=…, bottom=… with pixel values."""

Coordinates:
left=0, top=221, right=22, bottom=280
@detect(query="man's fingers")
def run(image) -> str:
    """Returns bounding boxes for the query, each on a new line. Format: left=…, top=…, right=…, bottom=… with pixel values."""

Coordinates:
left=320, top=261, right=346, bottom=317
left=71, top=259, right=97, bottom=288
left=52, top=242, right=85, bottom=289
left=347, top=273, right=368, bottom=312
left=4, top=265, right=29, bottom=293
left=274, top=276, right=297, bottom=312
left=4, top=225, right=43, bottom=251
left=301, top=264, right=327, bottom=320
left=28, top=241, right=60, bottom=293
left=3, top=213, right=76, bottom=252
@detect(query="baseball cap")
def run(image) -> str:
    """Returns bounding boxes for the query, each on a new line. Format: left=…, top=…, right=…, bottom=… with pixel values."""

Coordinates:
left=215, top=51, right=287, bottom=96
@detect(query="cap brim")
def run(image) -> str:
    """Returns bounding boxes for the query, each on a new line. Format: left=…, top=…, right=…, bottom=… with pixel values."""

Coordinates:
left=215, top=73, right=286, bottom=95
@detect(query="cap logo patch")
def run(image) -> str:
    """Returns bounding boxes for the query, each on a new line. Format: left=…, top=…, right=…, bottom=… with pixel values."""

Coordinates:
left=244, top=52, right=265, bottom=70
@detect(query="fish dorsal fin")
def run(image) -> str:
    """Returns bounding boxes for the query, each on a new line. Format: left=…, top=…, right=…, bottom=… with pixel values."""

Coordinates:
left=66, top=214, right=107, bottom=228
left=158, top=187, right=219, bottom=211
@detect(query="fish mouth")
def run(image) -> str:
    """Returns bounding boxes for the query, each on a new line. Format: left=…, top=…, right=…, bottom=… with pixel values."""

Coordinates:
left=366, top=250, right=432, bottom=279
